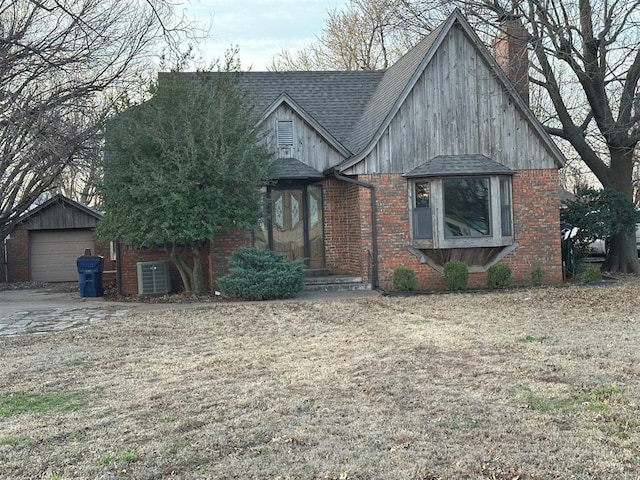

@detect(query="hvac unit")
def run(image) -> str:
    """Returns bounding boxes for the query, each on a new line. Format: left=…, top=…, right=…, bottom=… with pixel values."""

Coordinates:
left=136, top=261, right=171, bottom=295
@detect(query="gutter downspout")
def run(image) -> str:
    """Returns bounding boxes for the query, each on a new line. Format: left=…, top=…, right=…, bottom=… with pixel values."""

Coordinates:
left=115, top=240, right=123, bottom=296
left=2, top=236, right=8, bottom=283
left=332, top=172, right=379, bottom=289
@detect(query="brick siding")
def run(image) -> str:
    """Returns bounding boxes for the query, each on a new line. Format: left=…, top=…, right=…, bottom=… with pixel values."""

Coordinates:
left=5, top=229, right=29, bottom=282
left=118, top=169, right=562, bottom=294
left=118, top=229, right=252, bottom=296
left=354, top=169, right=562, bottom=290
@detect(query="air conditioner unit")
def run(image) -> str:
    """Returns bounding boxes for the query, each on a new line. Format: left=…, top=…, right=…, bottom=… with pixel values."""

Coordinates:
left=136, top=261, right=171, bottom=295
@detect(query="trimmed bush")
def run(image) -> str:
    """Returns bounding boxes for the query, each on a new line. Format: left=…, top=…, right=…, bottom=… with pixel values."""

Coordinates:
left=218, top=248, right=304, bottom=300
left=443, top=260, right=468, bottom=291
left=583, top=265, right=603, bottom=283
left=393, top=266, right=418, bottom=291
left=531, top=267, right=545, bottom=287
left=486, top=263, right=512, bottom=289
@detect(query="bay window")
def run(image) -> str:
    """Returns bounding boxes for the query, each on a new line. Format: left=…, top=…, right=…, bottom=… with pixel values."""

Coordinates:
left=409, top=174, right=514, bottom=249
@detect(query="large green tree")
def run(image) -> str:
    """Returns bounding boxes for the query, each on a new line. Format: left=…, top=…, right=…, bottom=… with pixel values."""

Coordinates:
left=98, top=72, right=273, bottom=294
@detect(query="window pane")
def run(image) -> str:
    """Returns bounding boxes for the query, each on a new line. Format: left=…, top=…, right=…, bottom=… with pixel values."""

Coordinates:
left=254, top=190, right=269, bottom=250
left=415, top=182, right=430, bottom=208
left=413, top=182, right=432, bottom=239
left=443, top=177, right=491, bottom=238
left=500, top=177, right=512, bottom=236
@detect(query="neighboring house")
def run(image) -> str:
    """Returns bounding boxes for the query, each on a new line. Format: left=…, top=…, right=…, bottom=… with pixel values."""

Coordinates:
left=1, top=195, right=115, bottom=284
left=117, top=10, right=565, bottom=295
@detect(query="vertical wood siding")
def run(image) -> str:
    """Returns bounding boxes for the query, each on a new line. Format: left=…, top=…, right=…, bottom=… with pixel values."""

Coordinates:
left=345, top=25, right=558, bottom=175
left=19, top=202, right=99, bottom=230
left=264, top=104, right=346, bottom=173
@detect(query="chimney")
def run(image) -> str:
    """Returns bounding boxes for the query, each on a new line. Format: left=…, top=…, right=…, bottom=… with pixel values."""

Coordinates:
left=493, top=15, right=530, bottom=106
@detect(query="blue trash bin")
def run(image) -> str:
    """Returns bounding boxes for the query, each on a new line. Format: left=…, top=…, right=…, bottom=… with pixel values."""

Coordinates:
left=76, top=255, right=104, bottom=297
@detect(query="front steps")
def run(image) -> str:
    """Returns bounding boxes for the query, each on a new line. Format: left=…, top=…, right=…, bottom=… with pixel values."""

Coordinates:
left=304, top=275, right=371, bottom=292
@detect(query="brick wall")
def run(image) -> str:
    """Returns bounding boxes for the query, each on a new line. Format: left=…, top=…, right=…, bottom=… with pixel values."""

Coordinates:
left=118, top=229, right=252, bottom=296
left=116, top=169, right=562, bottom=294
left=5, top=229, right=28, bottom=282
left=356, top=169, right=562, bottom=290
left=323, top=179, right=363, bottom=276
left=507, top=169, right=563, bottom=283
left=119, top=243, right=213, bottom=296
left=2, top=229, right=117, bottom=287
left=209, top=229, right=253, bottom=290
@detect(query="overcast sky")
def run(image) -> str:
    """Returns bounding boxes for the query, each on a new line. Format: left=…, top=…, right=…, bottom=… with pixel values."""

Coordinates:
left=183, top=0, right=346, bottom=70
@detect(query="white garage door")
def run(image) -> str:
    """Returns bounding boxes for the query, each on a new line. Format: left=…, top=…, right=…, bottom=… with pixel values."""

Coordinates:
left=30, top=230, right=95, bottom=282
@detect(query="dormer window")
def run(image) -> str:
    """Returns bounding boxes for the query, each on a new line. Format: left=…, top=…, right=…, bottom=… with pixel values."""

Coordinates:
left=277, top=120, right=294, bottom=147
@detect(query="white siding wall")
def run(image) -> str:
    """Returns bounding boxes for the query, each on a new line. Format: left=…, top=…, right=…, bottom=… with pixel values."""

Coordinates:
left=264, top=104, right=346, bottom=173
left=344, top=25, right=558, bottom=175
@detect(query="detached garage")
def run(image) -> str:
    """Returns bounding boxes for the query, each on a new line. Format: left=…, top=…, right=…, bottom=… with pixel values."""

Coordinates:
left=30, top=230, right=95, bottom=282
left=2, top=195, right=110, bottom=283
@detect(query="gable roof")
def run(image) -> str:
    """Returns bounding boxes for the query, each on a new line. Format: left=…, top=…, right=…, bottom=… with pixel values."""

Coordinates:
left=239, top=71, right=384, bottom=154
left=346, top=23, right=445, bottom=155
left=272, top=158, right=325, bottom=180
left=159, top=9, right=565, bottom=171
left=16, top=194, right=102, bottom=226
left=338, top=9, right=565, bottom=171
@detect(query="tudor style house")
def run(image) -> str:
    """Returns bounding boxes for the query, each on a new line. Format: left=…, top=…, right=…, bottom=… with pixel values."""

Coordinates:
left=116, top=9, right=565, bottom=295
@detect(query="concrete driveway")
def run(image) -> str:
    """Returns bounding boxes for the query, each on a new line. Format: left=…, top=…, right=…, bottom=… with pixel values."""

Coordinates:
left=0, top=289, right=136, bottom=336
left=0, top=287, right=380, bottom=336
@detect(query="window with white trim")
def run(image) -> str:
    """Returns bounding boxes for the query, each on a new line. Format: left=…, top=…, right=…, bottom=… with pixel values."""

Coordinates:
left=410, top=175, right=514, bottom=249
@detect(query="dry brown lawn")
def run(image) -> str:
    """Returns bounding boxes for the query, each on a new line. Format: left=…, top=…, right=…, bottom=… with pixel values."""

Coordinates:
left=2, top=279, right=640, bottom=479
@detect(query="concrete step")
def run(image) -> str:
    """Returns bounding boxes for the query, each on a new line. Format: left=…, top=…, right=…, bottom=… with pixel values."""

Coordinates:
left=304, top=268, right=331, bottom=278
left=304, top=275, right=371, bottom=292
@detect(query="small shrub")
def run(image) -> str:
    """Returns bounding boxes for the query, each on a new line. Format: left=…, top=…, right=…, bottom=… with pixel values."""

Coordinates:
left=443, top=260, right=468, bottom=291
left=486, top=263, right=512, bottom=289
left=583, top=265, right=603, bottom=283
left=218, top=248, right=305, bottom=300
left=393, top=266, right=417, bottom=291
left=531, top=266, right=545, bottom=286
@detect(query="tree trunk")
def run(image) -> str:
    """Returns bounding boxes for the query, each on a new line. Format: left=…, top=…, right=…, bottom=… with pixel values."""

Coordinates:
left=171, top=244, right=193, bottom=294
left=602, top=231, right=639, bottom=273
left=190, top=242, right=206, bottom=296
left=602, top=148, right=640, bottom=274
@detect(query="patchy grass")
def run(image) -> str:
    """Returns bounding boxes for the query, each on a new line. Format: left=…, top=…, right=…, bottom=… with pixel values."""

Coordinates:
left=0, top=435, right=31, bottom=446
left=2, top=278, right=640, bottom=478
left=0, top=391, right=84, bottom=417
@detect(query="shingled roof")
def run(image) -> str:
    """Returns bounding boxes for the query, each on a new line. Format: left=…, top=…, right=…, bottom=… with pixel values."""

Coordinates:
left=271, top=158, right=325, bottom=180
left=157, top=9, right=565, bottom=170
left=404, top=154, right=515, bottom=177
left=240, top=71, right=383, bottom=152
left=347, top=23, right=444, bottom=155
left=235, top=24, right=445, bottom=157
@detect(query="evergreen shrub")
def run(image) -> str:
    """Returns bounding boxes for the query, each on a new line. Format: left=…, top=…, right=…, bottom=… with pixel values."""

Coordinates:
left=583, top=266, right=603, bottom=283
left=393, top=266, right=418, bottom=291
left=443, top=260, right=468, bottom=291
left=218, top=248, right=304, bottom=300
left=531, top=267, right=545, bottom=286
left=486, top=263, right=512, bottom=289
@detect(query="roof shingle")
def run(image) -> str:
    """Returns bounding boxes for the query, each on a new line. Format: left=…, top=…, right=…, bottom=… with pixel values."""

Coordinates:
left=403, top=154, right=515, bottom=177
